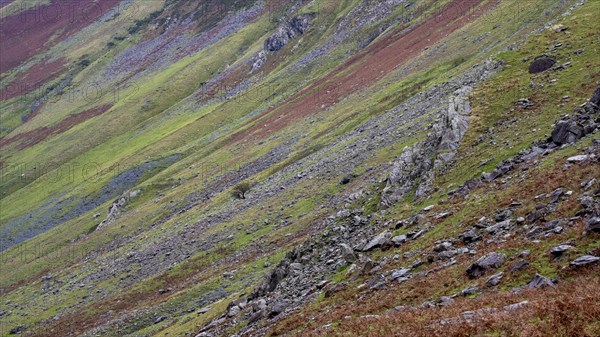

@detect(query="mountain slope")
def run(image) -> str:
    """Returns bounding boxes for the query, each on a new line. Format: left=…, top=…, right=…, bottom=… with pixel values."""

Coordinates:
left=0, top=0, right=598, bottom=336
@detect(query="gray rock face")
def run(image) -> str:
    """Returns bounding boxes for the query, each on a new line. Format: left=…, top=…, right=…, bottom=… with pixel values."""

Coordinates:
left=466, top=252, right=506, bottom=279
left=250, top=50, right=266, bottom=72
left=570, top=255, right=599, bottom=267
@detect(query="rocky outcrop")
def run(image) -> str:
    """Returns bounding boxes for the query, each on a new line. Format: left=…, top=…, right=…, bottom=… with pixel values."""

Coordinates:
left=96, top=190, right=141, bottom=231
left=380, top=85, right=473, bottom=206
left=264, top=14, right=315, bottom=52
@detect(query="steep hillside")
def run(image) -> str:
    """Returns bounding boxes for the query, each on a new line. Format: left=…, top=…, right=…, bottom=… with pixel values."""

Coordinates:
left=0, top=0, right=598, bottom=336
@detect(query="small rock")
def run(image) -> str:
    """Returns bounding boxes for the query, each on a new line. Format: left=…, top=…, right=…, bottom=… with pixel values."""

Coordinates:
left=570, top=255, right=599, bottom=267
left=457, top=285, right=479, bottom=297
left=391, top=234, right=407, bottom=246
left=268, top=300, right=288, bottom=318
left=510, top=259, right=529, bottom=272
left=503, top=301, right=529, bottom=311
left=339, top=174, right=355, bottom=185
left=567, top=155, right=590, bottom=163
left=495, top=209, right=513, bottom=222
left=248, top=310, right=264, bottom=324
left=437, top=296, right=454, bottom=307
left=422, top=205, right=435, bottom=212
left=253, top=299, right=266, bottom=312
left=154, top=316, right=168, bottom=324
left=460, top=228, right=481, bottom=243
left=549, top=188, right=564, bottom=203
left=390, top=268, right=411, bottom=280
left=486, top=272, right=504, bottom=287
left=550, top=244, right=573, bottom=256
left=436, top=212, right=451, bottom=219
left=9, top=326, right=27, bottom=334
left=527, top=274, right=556, bottom=288
left=340, top=243, right=357, bottom=263
left=552, top=24, right=568, bottom=32
left=227, top=305, right=241, bottom=317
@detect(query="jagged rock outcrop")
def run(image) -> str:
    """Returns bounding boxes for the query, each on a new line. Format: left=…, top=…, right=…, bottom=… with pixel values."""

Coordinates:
left=380, top=85, right=473, bottom=206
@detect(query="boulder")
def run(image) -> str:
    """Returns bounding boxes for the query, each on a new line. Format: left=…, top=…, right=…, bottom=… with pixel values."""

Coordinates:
left=339, top=174, right=355, bottom=185
left=567, top=155, right=590, bottom=163
left=362, top=231, right=392, bottom=251
left=268, top=300, right=289, bottom=318
left=529, top=57, right=556, bottom=73
left=466, top=252, right=506, bottom=278
left=510, top=259, right=529, bottom=272
left=585, top=217, right=600, bottom=233
left=551, top=120, right=583, bottom=145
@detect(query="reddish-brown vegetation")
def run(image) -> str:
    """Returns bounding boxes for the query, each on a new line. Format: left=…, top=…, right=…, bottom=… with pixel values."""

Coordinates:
left=0, top=0, right=121, bottom=72
left=1, top=57, right=66, bottom=101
